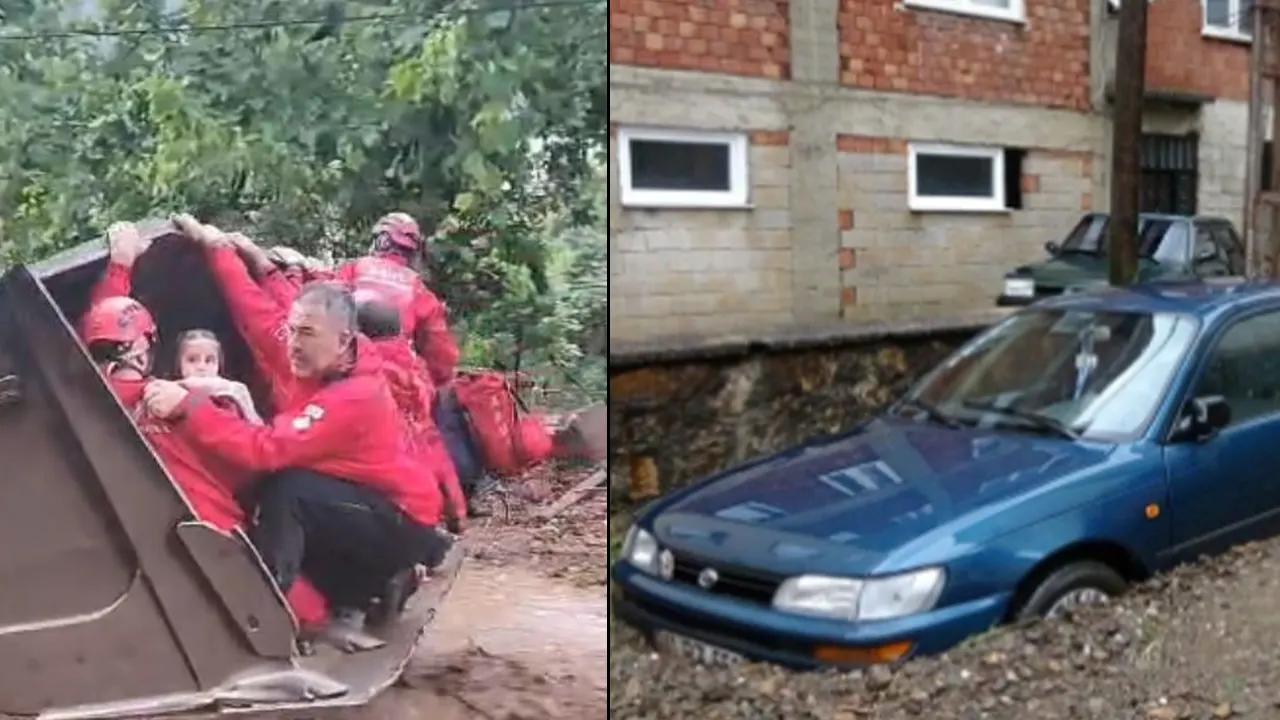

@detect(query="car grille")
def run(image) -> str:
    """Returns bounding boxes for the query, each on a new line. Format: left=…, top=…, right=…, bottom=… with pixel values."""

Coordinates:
left=670, top=551, right=782, bottom=605
left=1036, top=285, right=1064, bottom=297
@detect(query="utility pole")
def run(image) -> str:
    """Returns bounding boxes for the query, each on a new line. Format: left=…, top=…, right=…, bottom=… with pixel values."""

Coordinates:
left=1246, top=0, right=1280, bottom=277
left=1108, top=0, right=1149, bottom=286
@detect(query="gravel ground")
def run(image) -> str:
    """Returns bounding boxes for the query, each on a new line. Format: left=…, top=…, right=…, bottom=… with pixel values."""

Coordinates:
left=467, top=462, right=607, bottom=589
left=610, top=538, right=1280, bottom=720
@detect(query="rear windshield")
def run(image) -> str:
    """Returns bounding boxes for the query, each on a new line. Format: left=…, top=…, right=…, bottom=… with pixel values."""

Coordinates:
left=1060, top=216, right=1186, bottom=264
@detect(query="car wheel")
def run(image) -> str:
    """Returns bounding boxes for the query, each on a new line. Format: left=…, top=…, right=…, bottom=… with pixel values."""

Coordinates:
left=1014, top=560, right=1127, bottom=622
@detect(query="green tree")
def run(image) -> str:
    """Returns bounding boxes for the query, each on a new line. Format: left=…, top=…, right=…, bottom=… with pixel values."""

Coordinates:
left=0, top=0, right=605, bottom=402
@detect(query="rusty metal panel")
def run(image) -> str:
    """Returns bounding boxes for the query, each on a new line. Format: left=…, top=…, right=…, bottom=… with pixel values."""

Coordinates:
left=175, top=523, right=296, bottom=660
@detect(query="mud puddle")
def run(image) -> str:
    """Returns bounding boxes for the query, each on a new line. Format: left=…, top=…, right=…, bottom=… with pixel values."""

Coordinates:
left=336, top=562, right=606, bottom=719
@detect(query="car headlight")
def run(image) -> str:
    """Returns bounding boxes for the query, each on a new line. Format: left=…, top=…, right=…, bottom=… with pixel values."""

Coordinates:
left=773, top=568, right=945, bottom=622
left=858, top=567, right=946, bottom=620
left=623, top=526, right=659, bottom=575
left=1003, top=277, right=1035, bottom=298
left=773, top=575, right=864, bottom=620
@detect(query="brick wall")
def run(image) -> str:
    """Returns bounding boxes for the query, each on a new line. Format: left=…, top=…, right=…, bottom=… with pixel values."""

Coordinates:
left=608, top=0, right=790, bottom=79
left=837, top=0, right=1090, bottom=111
left=610, top=131, right=794, bottom=342
left=835, top=135, right=1093, bottom=320
left=1145, top=0, right=1249, bottom=102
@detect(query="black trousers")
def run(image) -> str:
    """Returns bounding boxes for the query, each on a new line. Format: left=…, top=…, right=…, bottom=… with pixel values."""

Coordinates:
left=249, top=469, right=451, bottom=610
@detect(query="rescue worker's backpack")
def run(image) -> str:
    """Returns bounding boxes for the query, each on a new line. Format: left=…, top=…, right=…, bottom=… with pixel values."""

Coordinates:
left=448, top=371, right=554, bottom=478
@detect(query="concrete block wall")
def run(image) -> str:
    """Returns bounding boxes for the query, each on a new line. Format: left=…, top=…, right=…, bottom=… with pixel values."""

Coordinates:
left=837, top=138, right=1093, bottom=321
left=610, top=129, right=796, bottom=341
left=1198, top=100, right=1250, bottom=224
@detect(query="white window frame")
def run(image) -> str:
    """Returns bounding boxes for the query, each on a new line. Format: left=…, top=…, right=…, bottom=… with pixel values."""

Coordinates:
left=617, top=126, right=750, bottom=209
left=908, top=143, right=1007, bottom=213
left=904, top=0, right=1025, bottom=24
left=1202, top=0, right=1252, bottom=42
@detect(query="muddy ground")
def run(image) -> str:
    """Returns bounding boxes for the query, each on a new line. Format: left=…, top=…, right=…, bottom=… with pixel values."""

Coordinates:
left=609, top=535, right=1280, bottom=720
left=331, top=463, right=607, bottom=720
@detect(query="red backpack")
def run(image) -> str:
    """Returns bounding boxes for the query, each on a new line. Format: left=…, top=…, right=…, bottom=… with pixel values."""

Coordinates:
left=451, top=371, right=554, bottom=477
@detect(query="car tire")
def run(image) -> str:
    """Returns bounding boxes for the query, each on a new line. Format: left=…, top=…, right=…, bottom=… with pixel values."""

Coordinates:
left=1014, top=560, right=1127, bottom=622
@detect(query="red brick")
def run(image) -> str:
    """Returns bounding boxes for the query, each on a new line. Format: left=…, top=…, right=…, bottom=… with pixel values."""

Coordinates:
left=839, top=248, right=858, bottom=270
left=609, top=0, right=789, bottom=79
left=841, top=287, right=858, bottom=306
left=750, top=130, right=790, bottom=146
left=836, top=0, right=1092, bottom=110
left=839, top=210, right=855, bottom=231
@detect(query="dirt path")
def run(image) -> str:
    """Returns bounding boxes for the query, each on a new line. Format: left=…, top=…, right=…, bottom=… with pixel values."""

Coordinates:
left=609, top=539, right=1280, bottom=719
left=339, top=464, right=607, bottom=720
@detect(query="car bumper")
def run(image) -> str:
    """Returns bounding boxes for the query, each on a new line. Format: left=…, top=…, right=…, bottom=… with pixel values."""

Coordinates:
left=996, top=294, right=1036, bottom=307
left=612, top=561, right=1012, bottom=670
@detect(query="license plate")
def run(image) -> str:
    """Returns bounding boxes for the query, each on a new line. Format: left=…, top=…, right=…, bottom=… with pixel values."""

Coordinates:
left=654, top=631, right=746, bottom=666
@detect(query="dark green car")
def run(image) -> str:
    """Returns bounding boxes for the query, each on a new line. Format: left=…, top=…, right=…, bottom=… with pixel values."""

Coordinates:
left=997, top=213, right=1245, bottom=306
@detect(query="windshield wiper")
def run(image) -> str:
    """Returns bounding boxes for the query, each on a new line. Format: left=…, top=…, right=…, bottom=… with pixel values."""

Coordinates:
left=896, top=397, right=965, bottom=429
left=961, top=399, right=1080, bottom=440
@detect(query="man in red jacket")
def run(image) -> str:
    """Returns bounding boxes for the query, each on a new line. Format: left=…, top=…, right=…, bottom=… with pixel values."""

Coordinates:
left=150, top=215, right=450, bottom=629
left=332, top=212, right=459, bottom=386
left=355, top=296, right=468, bottom=532
left=82, top=221, right=332, bottom=635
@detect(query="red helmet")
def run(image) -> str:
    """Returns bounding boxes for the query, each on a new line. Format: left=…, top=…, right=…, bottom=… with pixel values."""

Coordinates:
left=373, top=212, right=422, bottom=252
left=83, top=296, right=157, bottom=346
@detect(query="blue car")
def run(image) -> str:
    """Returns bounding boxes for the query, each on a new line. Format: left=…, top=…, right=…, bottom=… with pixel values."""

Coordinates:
left=613, top=280, right=1280, bottom=669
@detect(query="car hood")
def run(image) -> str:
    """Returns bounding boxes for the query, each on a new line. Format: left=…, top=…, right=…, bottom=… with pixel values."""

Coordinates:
left=1021, top=254, right=1166, bottom=289
left=652, top=417, right=1114, bottom=577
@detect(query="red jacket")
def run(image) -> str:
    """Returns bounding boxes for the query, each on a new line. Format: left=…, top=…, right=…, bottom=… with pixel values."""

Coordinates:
left=372, top=336, right=466, bottom=521
left=334, top=255, right=459, bottom=386
left=83, top=262, right=249, bottom=533
left=85, top=262, right=330, bottom=626
left=196, top=247, right=443, bottom=527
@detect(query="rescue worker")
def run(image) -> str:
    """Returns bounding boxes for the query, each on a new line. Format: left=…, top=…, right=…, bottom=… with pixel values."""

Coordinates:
left=355, top=296, right=468, bottom=533
left=153, top=214, right=450, bottom=633
left=332, top=212, right=459, bottom=386
left=82, top=221, right=331, bottom=635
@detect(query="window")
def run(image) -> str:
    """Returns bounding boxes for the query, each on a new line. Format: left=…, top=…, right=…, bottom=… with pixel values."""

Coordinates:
left=905, top=0, right=1025, bottom=23
left=617, top=127, right=749, bottom=208
left=1193, top=225, right=1220, bottom=265
left=909, top=143, right=1007, bottom=212
left=1204, top=0, right=1253, bottom=40
left=907, top=309, right=1200, bottom=441
left=1140, top=133, right=1198, bottom=215
left=1196, top=311, right=1280, bottom=426
left=1211, top=225, right=1246, bottom=274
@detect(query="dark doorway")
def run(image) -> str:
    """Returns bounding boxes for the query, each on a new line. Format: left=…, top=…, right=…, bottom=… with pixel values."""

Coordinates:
left=1140, top=133, right=1198, bottom=215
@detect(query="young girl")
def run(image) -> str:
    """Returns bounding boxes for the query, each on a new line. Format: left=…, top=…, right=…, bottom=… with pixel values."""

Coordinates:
left=173, top=329, right=264, bottom=425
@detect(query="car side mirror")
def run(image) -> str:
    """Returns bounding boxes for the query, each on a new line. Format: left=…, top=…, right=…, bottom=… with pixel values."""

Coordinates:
left=1045, top=241, right=1060, bottom=256
left=1173, top=395, right=1231, bottom=442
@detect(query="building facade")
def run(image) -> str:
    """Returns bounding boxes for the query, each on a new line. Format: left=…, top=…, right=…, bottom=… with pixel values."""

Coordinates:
left=609, top=0, right=1255, bottom=347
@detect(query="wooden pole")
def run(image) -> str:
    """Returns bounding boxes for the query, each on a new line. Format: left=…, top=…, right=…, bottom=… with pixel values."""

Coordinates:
left=1108, top=0, right=1148, bottom=286
left=1245, top=0, right=1265, bottom=276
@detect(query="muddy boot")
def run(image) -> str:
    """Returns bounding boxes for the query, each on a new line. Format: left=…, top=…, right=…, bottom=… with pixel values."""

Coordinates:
left=317, top=608, right=386, bottom=653
left=368, top=567, right=418, bottom=629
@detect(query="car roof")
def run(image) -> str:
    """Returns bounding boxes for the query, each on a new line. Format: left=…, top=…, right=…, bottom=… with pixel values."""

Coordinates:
left=1082, top=211, right=1232, bottom=224
left=1033, top=279, right=1280, bottom=319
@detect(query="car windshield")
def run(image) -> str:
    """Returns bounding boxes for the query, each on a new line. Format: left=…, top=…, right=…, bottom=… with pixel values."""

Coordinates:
left=1059, top=216, right=1186, bottom=264
left=902, top=309, right=1200, bottom=441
